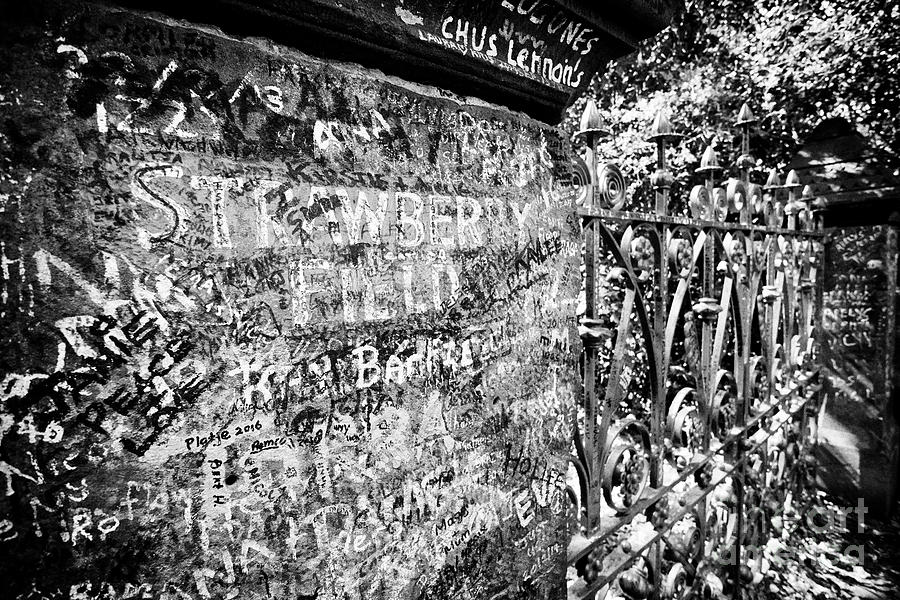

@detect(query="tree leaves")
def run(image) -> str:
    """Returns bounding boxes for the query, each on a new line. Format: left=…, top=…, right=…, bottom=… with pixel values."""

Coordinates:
left=567, top=0, right=900, bottom=194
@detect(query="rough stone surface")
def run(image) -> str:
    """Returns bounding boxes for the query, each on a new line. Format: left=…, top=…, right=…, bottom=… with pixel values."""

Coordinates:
left=0, top=3, right=581, bottom=598
left=818, top=225, right=898, bottom=516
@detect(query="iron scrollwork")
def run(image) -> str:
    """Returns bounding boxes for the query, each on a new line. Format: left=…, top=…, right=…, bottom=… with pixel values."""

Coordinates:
left=567, top=100, right=824, bottom=599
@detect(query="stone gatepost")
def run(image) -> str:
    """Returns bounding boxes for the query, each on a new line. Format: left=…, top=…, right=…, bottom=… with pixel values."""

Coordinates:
left=0, top=2, right=675, bottom=598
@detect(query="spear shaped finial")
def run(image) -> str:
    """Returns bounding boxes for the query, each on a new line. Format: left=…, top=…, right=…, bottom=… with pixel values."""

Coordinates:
left=736, top=103, right=757, bottom=126
left=784, top=169, right=801, bottom=189
left=696, top=144, right=722, bottom=174
left=765, top=168, right=781, bottom=189
left=647, top=107, right=682, bottom=143
left=652, top=109, right=673, bottom=136
left=576, top=99, right=609, bottom=139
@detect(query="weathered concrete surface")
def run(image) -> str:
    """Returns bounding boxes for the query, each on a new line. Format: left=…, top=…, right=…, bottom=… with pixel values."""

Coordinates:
left=0, top=2, right=582, bottom=598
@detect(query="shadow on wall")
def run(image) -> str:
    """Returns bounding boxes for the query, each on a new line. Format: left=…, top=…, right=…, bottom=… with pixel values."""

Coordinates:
left=815, top=425, right=899, bottom=519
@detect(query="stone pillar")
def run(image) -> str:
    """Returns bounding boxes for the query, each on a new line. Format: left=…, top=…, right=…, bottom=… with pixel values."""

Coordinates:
left=817, top=224, right=899, bottom=517
left=0, top=1, right=675, bottom=598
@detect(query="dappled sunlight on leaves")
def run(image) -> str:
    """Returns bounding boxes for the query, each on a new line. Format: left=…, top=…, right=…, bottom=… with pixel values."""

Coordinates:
left=565, top=0, right=899, bottom=199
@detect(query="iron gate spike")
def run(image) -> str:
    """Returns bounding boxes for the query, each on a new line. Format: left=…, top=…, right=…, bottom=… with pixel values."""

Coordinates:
left=736, top=102, right=757, bottom=126
left=696, top=144, right=722, bottom=174
left=576, top=98, right=610, bottom=139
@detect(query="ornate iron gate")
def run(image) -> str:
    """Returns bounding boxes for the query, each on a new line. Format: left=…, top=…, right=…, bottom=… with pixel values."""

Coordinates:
left=566, top=101, right=825, bottom=599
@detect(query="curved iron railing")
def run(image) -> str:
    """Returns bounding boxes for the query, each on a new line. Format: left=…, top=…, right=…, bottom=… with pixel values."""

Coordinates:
left=567, top=100, right=824, bottom=600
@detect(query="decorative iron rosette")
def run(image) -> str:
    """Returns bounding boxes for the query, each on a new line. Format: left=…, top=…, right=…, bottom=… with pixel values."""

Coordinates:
left=603, top=418, right=652, bottom=513
left=597, top=162, right=627, bottom=211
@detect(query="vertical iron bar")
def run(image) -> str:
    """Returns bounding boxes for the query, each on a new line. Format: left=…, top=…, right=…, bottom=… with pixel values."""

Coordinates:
left=733, top=106, right=755, bottom=597
left=583, top=217, right=601, bottom=531
left=575, top=99, right=609, bottom=533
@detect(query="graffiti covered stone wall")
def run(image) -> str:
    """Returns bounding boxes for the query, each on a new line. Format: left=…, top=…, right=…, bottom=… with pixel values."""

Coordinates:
left=818, top=225, right=898, bottom=513
left=0, top=2, right=580, bottom=598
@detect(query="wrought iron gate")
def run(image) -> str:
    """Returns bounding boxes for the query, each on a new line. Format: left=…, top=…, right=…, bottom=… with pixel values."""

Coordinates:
left=566, top=101, right=825, bottom=599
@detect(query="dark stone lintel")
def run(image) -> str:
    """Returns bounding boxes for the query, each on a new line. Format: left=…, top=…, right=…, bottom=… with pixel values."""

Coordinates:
left=106, top=0, right=679, bottom=123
